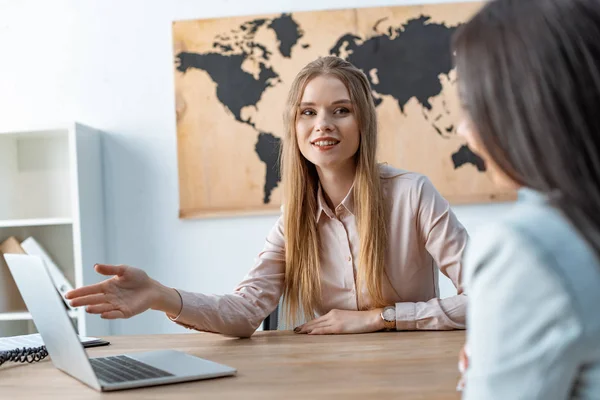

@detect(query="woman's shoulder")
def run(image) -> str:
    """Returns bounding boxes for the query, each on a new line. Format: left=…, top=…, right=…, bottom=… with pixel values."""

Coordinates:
left=466, top=198, right=582, bottom=270
left=377, top=163, right=445, bottom=206
left=466, top=196, right=600, bottom=325
left=378, top=163, right=432, bottom=193
left=469, top=196, right=595, bottom=266
left=378, top=163, right=424, bottom=181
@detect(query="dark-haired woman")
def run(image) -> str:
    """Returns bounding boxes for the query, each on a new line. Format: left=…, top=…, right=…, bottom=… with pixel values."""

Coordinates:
left=454, top=0, right=600, bottom=398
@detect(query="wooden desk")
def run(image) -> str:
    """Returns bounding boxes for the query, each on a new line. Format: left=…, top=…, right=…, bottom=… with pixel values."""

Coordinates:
left=0, top=330, right=465, bottom=399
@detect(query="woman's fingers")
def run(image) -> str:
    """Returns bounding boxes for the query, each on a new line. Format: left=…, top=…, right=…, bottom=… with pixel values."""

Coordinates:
left=457, top=344, right=469, bottom=391
left=295, top=315, right=328, bottom=332
left=66, top=264, right=128, bottom=301
left=101, top=310, right=126, bottom=319
left=65, top=283, right=106, bottom=300
left=296, top=320, right=331, bottom=334
left=65, top=265, right=124, bottom=299
left=456, top=376, right=466, bottom=392
left=85, top=303, right=117, bottom=314
left=94, top=264, right=126, bottom=277
left=308, top=327, right=334, bottom=335
left=459, top=345, right=469, bottom=372
left=68, top=293, right=108, bottom=307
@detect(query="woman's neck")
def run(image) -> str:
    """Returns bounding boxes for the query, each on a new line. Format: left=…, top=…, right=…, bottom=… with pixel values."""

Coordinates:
left=317, top=162, right=357, bottom=210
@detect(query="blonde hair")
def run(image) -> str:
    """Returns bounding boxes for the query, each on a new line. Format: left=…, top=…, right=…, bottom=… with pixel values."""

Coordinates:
left=281, top=56, right=388, bottom=325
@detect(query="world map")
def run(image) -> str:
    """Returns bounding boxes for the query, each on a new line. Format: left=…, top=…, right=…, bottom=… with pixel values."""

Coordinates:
left=173, top=4, right=512, bottom=218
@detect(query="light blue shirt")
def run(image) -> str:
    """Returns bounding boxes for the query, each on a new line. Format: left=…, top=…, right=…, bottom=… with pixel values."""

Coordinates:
left=463, top=189, right=600, bottom=399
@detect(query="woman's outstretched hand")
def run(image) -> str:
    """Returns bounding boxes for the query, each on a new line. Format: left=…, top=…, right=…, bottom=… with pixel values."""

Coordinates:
left=65, top=264, right=163, bottom=319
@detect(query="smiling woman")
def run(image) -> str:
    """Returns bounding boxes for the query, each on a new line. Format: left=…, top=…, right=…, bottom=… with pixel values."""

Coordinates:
left=66, top=56, right=468, bottom=339
left=280, top=57, right=388, bottom=325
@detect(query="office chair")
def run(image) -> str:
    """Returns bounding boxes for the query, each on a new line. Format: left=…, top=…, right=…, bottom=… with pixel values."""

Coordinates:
left=262, top=306, right=279, bottom=330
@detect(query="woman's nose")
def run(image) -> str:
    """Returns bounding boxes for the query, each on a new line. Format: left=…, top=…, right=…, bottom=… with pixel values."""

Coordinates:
left=315, top=115, right=334, bottom=132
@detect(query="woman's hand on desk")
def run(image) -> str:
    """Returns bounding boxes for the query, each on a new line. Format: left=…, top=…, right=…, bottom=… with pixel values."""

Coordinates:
left=294, top=309, right=384, bottom=335
left=65, top=264, right=163, bottom=319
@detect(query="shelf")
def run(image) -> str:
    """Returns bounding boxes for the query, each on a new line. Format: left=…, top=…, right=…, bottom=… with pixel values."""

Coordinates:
left=0, top=123, right=108, bottom=337
left=0, top=310, right=78, bottom=321
left=0, top=127, right=67, bottom=136
left=0, top=218, right=72, bottom=228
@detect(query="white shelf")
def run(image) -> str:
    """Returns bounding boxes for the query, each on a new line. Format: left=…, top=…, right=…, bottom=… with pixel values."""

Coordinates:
left=0, top=310, right=78, bottom=321
left=0, top=128, right=67, bottom=139
left=0, top=218, right=73, bottom=228
left=0, top=123, right=108, bottom=337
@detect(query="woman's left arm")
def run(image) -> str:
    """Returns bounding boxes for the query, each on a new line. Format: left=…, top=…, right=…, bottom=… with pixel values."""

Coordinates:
left=394, top=176, right=469, bottom=330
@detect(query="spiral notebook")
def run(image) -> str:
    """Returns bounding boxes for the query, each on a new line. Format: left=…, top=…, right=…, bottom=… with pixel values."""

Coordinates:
left=0, top=333, right=109, bottom=352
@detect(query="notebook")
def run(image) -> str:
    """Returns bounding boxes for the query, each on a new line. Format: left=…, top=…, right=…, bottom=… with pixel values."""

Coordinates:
left=0, top=333, right=109, bottom=352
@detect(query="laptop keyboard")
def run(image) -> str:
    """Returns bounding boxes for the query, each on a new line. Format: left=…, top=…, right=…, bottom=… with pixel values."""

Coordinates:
left=90, top=355, right=174, bottom=384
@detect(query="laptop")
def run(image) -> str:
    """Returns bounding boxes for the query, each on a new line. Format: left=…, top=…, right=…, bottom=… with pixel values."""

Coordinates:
left=4, top=254, right=237, bottom=392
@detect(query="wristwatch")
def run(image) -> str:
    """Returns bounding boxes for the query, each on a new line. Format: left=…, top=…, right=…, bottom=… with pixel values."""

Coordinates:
left=380, top=306, right=396, bottom=331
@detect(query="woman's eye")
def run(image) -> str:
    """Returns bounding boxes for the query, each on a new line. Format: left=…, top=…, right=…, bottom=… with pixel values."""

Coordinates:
left=335, top=107, right=350, bottom=114
left=301, top=109, right=316, bottom=116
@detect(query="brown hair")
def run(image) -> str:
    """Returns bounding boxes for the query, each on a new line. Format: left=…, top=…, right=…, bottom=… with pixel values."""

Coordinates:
left=453, top=0, right=600, bottom=255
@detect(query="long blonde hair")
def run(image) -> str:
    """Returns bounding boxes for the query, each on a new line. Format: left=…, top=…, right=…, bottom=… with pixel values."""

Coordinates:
left=281, top=56, right=388, bottom=324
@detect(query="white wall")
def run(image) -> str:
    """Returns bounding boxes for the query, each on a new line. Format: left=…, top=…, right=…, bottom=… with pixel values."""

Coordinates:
left=0, top=0, right=508, bottom=336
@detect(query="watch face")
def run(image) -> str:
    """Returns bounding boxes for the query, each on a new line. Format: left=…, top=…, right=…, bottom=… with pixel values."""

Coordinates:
left=383, top=307, right=395, bottom=322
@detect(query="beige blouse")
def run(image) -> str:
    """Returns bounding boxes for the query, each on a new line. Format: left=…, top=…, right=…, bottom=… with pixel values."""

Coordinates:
left=170, top=164, right=468, bottom=337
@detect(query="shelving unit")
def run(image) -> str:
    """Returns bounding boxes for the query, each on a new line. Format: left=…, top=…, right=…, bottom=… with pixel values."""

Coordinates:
left=0, top=218, right=73, bottom=228
left=0, top=123, right=108, bottom=338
